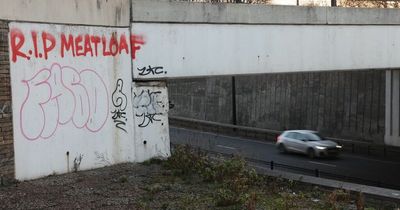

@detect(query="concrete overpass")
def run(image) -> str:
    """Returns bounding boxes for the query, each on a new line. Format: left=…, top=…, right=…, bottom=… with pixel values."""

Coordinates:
left=131, top=0, right=400, bottom=147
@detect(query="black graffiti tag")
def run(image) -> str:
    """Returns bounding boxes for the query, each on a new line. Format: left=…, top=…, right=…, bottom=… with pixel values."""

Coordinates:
left=132, top=89, right=163, bottom=128
left=111, top=79, right=127, bottom=132
left=137, top=65, right=166, bottom=76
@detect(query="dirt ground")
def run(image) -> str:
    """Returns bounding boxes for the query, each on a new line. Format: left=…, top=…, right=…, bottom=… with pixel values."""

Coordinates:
left=0, top=161, right=398, bottom=210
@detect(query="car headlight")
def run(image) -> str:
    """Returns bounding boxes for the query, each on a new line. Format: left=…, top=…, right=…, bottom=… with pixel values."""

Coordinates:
left=315, top=146, right=326, bottom=150
left=336, top=145, right=342, bottom=149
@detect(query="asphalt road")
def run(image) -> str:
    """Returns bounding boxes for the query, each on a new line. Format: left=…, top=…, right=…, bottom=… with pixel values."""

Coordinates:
left=170, top=126, right=400, bottom=190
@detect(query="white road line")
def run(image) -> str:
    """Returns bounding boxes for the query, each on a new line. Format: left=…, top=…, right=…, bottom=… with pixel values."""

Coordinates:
left=309, top=161, right=337, bottom=167
left=216, top=145, right=237, bottom=150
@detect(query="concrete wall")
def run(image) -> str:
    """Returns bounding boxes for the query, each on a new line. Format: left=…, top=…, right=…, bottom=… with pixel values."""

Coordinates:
left=132, top=0, right=400, bottom=79
left=0, top=0, right=171, bottom=180
left=169, top=70, right=386, bottom=143
left=132, top=81, right=171, bottom=162
left=168, top=77, right=233, bottom=124
left=132, top=0, right=400, bottom=25
left=0, top=0, right=129, bottom=26
left=9, top=22, right=136, bottom=180
left=133, top=23, right=400, bottom=79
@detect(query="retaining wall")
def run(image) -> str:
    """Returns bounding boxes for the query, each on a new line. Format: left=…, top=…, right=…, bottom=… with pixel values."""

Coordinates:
left=169, top=70, right=386, bottom=143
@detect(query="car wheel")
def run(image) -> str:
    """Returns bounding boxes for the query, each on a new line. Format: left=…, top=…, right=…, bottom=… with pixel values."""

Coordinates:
left=307, top=148, right=315, bottom=159
left=278, top=144, right=287, bottom=153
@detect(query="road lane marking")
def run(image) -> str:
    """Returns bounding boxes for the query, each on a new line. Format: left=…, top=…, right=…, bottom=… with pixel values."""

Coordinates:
left=309, top=161, right=337, bottom=167
left=216, top=145, right=237, bottom=150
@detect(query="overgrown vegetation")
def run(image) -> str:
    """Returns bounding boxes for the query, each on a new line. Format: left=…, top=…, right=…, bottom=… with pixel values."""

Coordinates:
left=163, top=145, right=261, bottom=207
left=146, top=144, right=399, bottom=209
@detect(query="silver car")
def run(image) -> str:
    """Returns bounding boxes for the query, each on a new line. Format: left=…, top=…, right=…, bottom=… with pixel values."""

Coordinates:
left=276, top=130, right=342, bottom=158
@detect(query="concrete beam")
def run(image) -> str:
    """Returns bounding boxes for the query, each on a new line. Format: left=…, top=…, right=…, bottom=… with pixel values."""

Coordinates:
left=131, top=0, right=400, bottom=25
left=0, top=0, right=130, bottom=27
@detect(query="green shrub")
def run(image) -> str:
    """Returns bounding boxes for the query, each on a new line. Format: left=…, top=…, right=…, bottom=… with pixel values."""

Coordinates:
left=164, top=145, right=209, bottom=176
left=214, top=188, right=240, bottom=207
left=165, top=145, right=262, bottom=208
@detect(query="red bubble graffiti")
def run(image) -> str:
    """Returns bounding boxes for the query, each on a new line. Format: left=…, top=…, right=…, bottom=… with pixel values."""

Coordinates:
left=20, top=63, right=109, bottom=140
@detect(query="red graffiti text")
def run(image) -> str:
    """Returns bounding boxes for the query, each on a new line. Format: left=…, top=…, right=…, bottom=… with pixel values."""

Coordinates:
left=10, top=28, right=145, bottom=63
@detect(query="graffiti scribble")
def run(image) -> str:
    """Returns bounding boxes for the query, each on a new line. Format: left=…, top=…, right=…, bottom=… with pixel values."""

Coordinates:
left=132, top=90, right=163, bottom=128
left=19, top=63, right=109, bottom=140
left=94, top=151, right=111, bottom=166
left=137, top=65, right=165, bottom=76
left=111, top=79, right=127, bottom=132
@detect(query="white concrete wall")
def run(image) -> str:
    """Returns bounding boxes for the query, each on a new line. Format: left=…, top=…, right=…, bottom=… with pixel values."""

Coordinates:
left=0, top=0, right=129, bottom=26
left=132, top=82, right=170, bottom=162
left=9, top=22, right=138, bottom=180
left=132, top=23, right=400, bottom=79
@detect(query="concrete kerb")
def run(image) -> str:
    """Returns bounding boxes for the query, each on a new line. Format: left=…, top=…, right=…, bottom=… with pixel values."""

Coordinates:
left=249, top=163, right=400, bottom=202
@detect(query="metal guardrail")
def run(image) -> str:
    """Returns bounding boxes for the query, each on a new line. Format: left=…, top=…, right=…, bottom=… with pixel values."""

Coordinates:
left=169, top=116, right=400, bottom=159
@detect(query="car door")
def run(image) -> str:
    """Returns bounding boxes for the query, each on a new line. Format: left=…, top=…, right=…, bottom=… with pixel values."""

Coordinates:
left=290, top=133, right=307, bottom=153
left=296, top=133, right=310, bottom=153
left=283, top=132, right=297, bottom=151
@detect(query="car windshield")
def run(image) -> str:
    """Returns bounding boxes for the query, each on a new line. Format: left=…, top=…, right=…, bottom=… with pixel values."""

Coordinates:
left=304, top=133, right=325, bottom=141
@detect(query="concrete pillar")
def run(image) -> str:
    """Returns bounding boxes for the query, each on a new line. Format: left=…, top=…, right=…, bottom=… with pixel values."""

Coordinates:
left=385, top=70, right=400, bottom=146
left=132, top=81, right=171, bottom=162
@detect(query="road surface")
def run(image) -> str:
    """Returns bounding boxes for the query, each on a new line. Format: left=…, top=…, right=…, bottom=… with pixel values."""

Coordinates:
left=170, top=126, right=400, bottom=190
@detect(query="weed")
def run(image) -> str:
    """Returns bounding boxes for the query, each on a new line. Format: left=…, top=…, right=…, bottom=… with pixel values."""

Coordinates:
left=144, top=183, right=164, bottom=195
left=357, top=192, right=365, bottom=210
left=118, top=175, right=128, bottom=183
left=327, top=189, right=351, bottom=209
left=214, top=188, right=240, bottom=206
left=164, top=145, right=209, bottom=176
left=244, top=191, right=258, bottom=210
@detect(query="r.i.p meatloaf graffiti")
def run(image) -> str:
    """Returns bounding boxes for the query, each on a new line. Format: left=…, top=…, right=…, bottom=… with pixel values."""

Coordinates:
left=19, top=63, right=109, bottom=140
left=10, top=28, right=145, bottom=62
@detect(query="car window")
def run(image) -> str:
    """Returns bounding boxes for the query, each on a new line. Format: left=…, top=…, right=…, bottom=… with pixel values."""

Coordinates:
left=285, top=132, right=296, bottom=138
left=304, top=133, right=324, bottom=141
left=292, top=133, right=303, bottom=140
left=296, top=133, right=308, bottom=141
